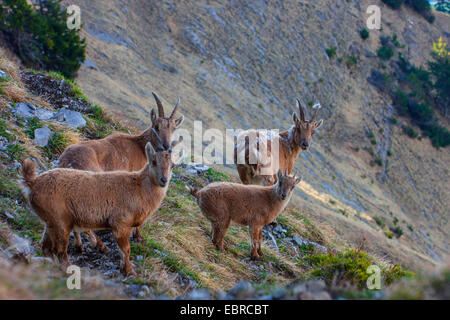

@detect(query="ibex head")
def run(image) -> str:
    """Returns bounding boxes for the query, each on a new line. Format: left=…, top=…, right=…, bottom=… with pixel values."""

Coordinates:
left=145, top=129, right=183, bottom=187
left=276, top=169, right=302, bottom=200
left=292, top=99, right=324, bottom=150
left=149, top=92, right=184, bottom=150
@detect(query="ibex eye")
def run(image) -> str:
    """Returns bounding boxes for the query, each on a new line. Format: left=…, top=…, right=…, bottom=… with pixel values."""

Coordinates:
left=152, top=160, right=157, bottom=166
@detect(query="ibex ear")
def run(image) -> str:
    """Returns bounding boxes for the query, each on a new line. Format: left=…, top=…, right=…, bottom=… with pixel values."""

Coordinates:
left=150, top=108, right=157, bottom=125
left=277, top=168, right=283, bottom=180
left=314, top=119, right=324, bottom=129
left=174, top=115, right=184, bottom=128
left=171, top=136, right=183, bottom=149
left=145, top=142, right=155, bottom=163
left=295, top=176, right=302, bottom=185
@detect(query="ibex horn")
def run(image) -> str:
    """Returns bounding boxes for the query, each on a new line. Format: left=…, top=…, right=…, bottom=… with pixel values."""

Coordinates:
left=151, top=128, right=164, bottom=151
left=296, top=98, right=307, bottom=122
left=152, top=92, right=164, bottom=117
left=311, top=102, right=321, bottom=122
left=170, top=97, right=181, bottom=119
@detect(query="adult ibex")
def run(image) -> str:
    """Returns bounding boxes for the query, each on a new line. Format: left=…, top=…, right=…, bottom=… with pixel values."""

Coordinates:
left=234, top=99, right=323, bottom=186
left=58, top=92, right=184, bottom=251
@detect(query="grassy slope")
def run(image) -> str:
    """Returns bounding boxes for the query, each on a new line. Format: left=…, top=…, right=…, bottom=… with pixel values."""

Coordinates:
left=0, top=50, right=420, bottom=299
left=67, top=0, right=450, bottom=270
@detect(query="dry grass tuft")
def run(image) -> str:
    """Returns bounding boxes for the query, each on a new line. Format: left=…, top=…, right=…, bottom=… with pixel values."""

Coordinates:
left=1, top=83, right=28, bottom=103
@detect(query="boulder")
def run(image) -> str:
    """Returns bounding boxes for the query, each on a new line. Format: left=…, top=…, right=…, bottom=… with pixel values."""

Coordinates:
left=0, top=69, right=7, bottom=81
left=35, top=108, right=55, bottom=121
left=227, top=281, right=255, bottom=299
left=185, top=289, right=211, bottom=300
left=55, top=108, right=86, bottom=128
left=34, top=127, right=53, bottom=147
left=14, top=102, right=35, bottom=119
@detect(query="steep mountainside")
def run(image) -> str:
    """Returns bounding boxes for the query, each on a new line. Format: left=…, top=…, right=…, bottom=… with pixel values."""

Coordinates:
left=66, top=0, right=449, bottom=270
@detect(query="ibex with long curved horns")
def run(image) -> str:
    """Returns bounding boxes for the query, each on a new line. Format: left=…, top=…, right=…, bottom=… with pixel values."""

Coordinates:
left=234, top=98, right=323, bottom=186
left=58, top=92, right=184, bottom=250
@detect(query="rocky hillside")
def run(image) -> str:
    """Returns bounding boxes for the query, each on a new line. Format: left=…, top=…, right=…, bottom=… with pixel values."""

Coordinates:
left=65, top=0, right=450, bottom=270
left=1, top=37, right=450, bottom=299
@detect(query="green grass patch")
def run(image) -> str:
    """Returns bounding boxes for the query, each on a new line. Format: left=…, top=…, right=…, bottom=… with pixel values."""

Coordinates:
left=306, top=249, right=413, bottom=288
left=43, top=131, right=70, bottom=159
left=325, top=47, right=337, bottom=58
left=6, top=143, right=26, bottom=161
left=24, top=118, right=42, bottom=139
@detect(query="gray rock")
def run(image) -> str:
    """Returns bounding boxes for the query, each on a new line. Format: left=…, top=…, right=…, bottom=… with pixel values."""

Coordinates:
left=273, top=225, right=286, bottom=234
left=185, top=289, right=211, bottom=300
left=83, top=59, right=99, bottom=71
left=34, top=127, right=53, bottom=147
left=55, top=109, right=86, bottom=128
left=0, top=70, right=7, bottom=80
left=306, top=280, right=326, bottom=293
left=35, top=108, right=55, bottom=121
left=0, top=136, right=7, bottom=151
left=14, top=102, right=35, bottom=119
left=293, top=236, right=304, bottom=246
left=214, top=289, right=227, bottom=300
left=227, top=281, right=255, bottom=299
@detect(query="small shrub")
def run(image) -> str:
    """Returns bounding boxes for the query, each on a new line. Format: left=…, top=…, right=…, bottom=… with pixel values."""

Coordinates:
left=377, top=46, right=394, bottom=61
left=346, top=55, right=358, bottom=68
left=407, top=225, right=414, bottom=232
left=360, top=28, right=369, bottom=40
left=393, top=217, right=399, bottom=225
left=384, top=230, right=394, bottom=239
left=390, top=226, right=403, bottom=238
left=44, top=131, right=69, bottom=158
left=374, top=216, right=386, bottom=228
left=375, top=157, right=383, bottom=166
left=325, top=47, right=337, bottom=58
left=329, top=199, right=336, bottom=205
left=382, top=0, right=403, bottom=9
left=389, top=117, right=398, bottom=125
left=306, top=249, right=412, bottom=287
left=24, top=117, right=42, bottom=139
left=403, top=125, right=418, bottom=139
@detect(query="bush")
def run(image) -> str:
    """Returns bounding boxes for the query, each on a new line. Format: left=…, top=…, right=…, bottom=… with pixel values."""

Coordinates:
left=374, top=216, right=386, bottom=228
left=382, top=0, right=403, bottom=9
left=405, top=0, right=434, bottom=22
left=306, top=249, right=412, bottom=287
left=325, top=46, right=337, bottom=58
left=390, top=226, right=404, bottom=238
left=346, top=55, right=358, bottom=68
left=44, top=131, right=69, bottom=158
left=435, top=1, right=450, bottom=14
left=377, top=46, right=394, bottom=61
left=360, top=28, right=369, bottom=40
left=403, top=125, right=419, bottom=139
left=428, top=54, right=450, bottom=116
left=0, top=0, right=86, bottom=78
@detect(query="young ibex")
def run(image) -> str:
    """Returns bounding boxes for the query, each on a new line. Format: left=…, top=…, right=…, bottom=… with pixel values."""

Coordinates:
left=189, top=169, right=301, bottom=260
left=21, top=130, right=181, bottom=276
left=58, top=92, right=183, bottom=250
left=234, top=99, right=323, bottom=186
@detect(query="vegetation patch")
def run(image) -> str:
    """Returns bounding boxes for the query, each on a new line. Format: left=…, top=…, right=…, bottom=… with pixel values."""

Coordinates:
left=306, top=249, right=413, bottom=288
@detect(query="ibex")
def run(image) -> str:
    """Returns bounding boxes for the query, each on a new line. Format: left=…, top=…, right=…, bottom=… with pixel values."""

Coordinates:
left=21, top=130, right=181, bottom=276
left=58, top=92, right=183, bottom=251
left=189, top=169, right=301, bottom=260
left=234, top=99, right=323, bottom=186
